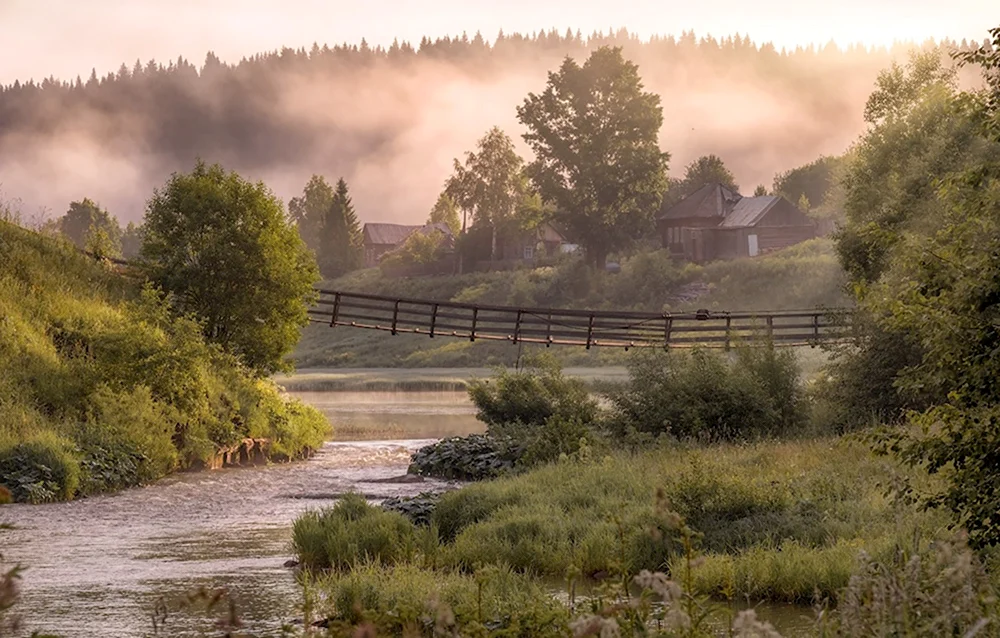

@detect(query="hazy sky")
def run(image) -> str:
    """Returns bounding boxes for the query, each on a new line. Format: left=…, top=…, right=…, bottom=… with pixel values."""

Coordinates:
left=2, top=0, right=998, bottom=84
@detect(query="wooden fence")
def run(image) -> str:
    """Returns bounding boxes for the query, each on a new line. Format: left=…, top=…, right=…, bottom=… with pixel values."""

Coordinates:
left=308, top=289, right=854, bottom=349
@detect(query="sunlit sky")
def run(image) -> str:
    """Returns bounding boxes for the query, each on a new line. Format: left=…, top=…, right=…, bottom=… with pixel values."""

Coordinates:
left=1, top=0, right=997, bottom=84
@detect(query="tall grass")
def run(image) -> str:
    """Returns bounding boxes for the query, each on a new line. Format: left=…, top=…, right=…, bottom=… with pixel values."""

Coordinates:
left=0, top=221, right=330, bottom=501
left=295, top=439, right=947, bottom=605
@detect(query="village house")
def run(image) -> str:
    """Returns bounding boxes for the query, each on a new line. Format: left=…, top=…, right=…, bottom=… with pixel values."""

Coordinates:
left=472, top=222, right=570, bottom=271
left=657, top=183, right=818, bottom=262
left=361, top=222, right=454, bottom=267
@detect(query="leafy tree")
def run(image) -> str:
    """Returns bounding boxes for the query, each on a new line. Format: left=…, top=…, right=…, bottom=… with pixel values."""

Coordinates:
left=121, top=221, right=143, bottom=258
left=753, top=184, right=768, bottom=196
left=427, top=192, right=461, bottom=236
left=318, top=177, right=362, bottom=278
left=379, top=229, right=447, bottom=273
left=834, top=52, right=996, bottom=284
left=140, top=160, right=319, bottom=375
left=772, top=156, right=843, bottom=214
left=288, top=175, right=334, bottom=252
left=678, top=154, right=739, bottom=197
left=860, top=29, right=1000, bottom=548
left=59, top=198, right=122, bottom=255
left=518, top=47, right=669, bottom=269
left=445, top=127, right=528, bottom=262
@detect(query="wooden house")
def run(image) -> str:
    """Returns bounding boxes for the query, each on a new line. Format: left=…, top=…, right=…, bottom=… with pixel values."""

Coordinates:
left=362, top=222, right=454, bottom=267
left=657, top=183, right=817, bottom=262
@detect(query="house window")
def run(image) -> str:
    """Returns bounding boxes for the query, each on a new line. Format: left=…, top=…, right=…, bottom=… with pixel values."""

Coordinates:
left=523, top=244, right=534, bottom=260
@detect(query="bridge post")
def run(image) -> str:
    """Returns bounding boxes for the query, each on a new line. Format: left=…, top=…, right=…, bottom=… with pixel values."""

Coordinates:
left=586, top=314, right=595, bottom=350
left=329, top=293, right=341, bottom=327
left=391, top=300, right=400, bottom=336
left=429, top=303, right=439, bottom=338
left=470, top=307, right=478, bottom=342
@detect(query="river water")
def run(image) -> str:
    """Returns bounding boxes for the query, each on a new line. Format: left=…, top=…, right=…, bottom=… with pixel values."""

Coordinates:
left=0, top=391, right=480, bottom=638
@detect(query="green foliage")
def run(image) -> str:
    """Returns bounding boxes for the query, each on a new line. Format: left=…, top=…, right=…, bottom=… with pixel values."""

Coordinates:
left=772, top=156, right=844, bottom=215
left=120, top=221, right=143, bottom=259
left=292, top=494, right=420, bottom=571
left=467, top=357, right=598, bottom=429
left=811, top=316, right=931, bottom=433
left=140, top=160, right=319, bottom=375
left=669, top=154, right=739, bottom=205
left=0, top=219, right=329, bottom=501
left=312, top=563, right=569, bottom=635
left=0, top=434, right=80, bottom=503
left=427, top=192, right=461, bottom=237
left=519, top=46, right=669, bottom=269
left=318, top=177, right=363, bottom=279
left=835, top=34, right=1000, bottom=549
left=446, top=126, right=531, bottom=262
left=288, top=174, right=334, bottom=253
left=834, top=51, right=998, bottom=284
left=606, top=346, right=808, bottom=442
left=58, top=198, right=122, bottom=254
left=831, top=537, right=1000, bottom=637
left=378, top=229, right=446, bottom=272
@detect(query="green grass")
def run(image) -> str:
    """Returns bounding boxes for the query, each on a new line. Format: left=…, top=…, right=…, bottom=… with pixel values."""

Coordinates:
left=0, top=221, right=330, bottom=501
left=295, top=438, right=947, bottom=604
left=293, top=239, right=850, bottom=369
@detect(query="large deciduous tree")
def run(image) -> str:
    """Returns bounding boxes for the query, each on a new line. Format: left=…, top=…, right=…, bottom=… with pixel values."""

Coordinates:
left=675, top=154, right=738, bottom=200
left=140, top=160, right=319, bottom=376
left=59, top=198, right=122, bottom=256
left=445, top=126, right=529, bottom=263
left=518, top=46, right=669, bottom=269
left=847, top=28, right=1000, bottom=548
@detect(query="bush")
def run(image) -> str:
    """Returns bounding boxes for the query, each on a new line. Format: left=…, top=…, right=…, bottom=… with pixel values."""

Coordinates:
left=606, top=346, right=808, bottom=442
left=292, top=494, right=420, bottom=571
left=467, top=355, right=598, bottom=428
left=0, top=434, right=81, bottom=503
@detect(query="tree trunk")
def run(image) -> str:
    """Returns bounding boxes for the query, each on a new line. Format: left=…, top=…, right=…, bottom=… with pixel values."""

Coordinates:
left=490, top=224, right=497, bottom=267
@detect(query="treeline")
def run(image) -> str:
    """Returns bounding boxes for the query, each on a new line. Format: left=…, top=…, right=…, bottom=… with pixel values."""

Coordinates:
left=0, top=28, right=979, bottom=223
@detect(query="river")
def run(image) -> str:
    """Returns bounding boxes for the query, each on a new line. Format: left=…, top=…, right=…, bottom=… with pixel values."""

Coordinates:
left=0, top=390, right=480, bottom=638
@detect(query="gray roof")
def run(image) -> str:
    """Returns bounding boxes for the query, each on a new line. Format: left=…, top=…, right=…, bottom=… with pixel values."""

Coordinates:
left=659, top=183, right=741, bottom=221
left=363, top=223, right=423, bottom=246
left=719, top=196, right=780, bottom=228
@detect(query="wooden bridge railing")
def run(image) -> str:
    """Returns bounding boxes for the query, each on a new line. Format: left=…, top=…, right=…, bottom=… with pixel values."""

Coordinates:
left=307, top=289, right=853, bottom=349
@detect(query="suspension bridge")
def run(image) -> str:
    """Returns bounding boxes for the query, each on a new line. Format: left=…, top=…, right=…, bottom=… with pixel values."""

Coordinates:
left=307, top=289, right=853, bottom=350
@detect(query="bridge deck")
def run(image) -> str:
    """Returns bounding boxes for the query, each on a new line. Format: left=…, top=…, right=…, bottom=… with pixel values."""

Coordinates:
left=308, top=289, right=853, bottom=349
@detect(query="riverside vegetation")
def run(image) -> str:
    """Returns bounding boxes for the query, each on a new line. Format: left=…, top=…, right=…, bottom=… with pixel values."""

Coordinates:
left=0, top=166, right=328, bottom=503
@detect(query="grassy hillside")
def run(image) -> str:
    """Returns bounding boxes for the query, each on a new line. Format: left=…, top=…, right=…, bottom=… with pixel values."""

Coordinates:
left=0, top=221, right=329, bottom=502
left=294, top=239, right=850, bottom=368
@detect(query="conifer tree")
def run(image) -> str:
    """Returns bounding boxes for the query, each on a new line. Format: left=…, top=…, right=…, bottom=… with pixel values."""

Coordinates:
left=318, top=178, right=362, bottom=278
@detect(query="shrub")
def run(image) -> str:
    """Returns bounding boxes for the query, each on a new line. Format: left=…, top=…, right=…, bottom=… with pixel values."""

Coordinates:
left=606, top=346, right=808, bottom=442
left=77, top=385, right=177, bottom=494
left=292, top=494, right=420, bottom=571
left=0, top=434, right=81, bottom=503
left=467, top=355, right=598, bottom=429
